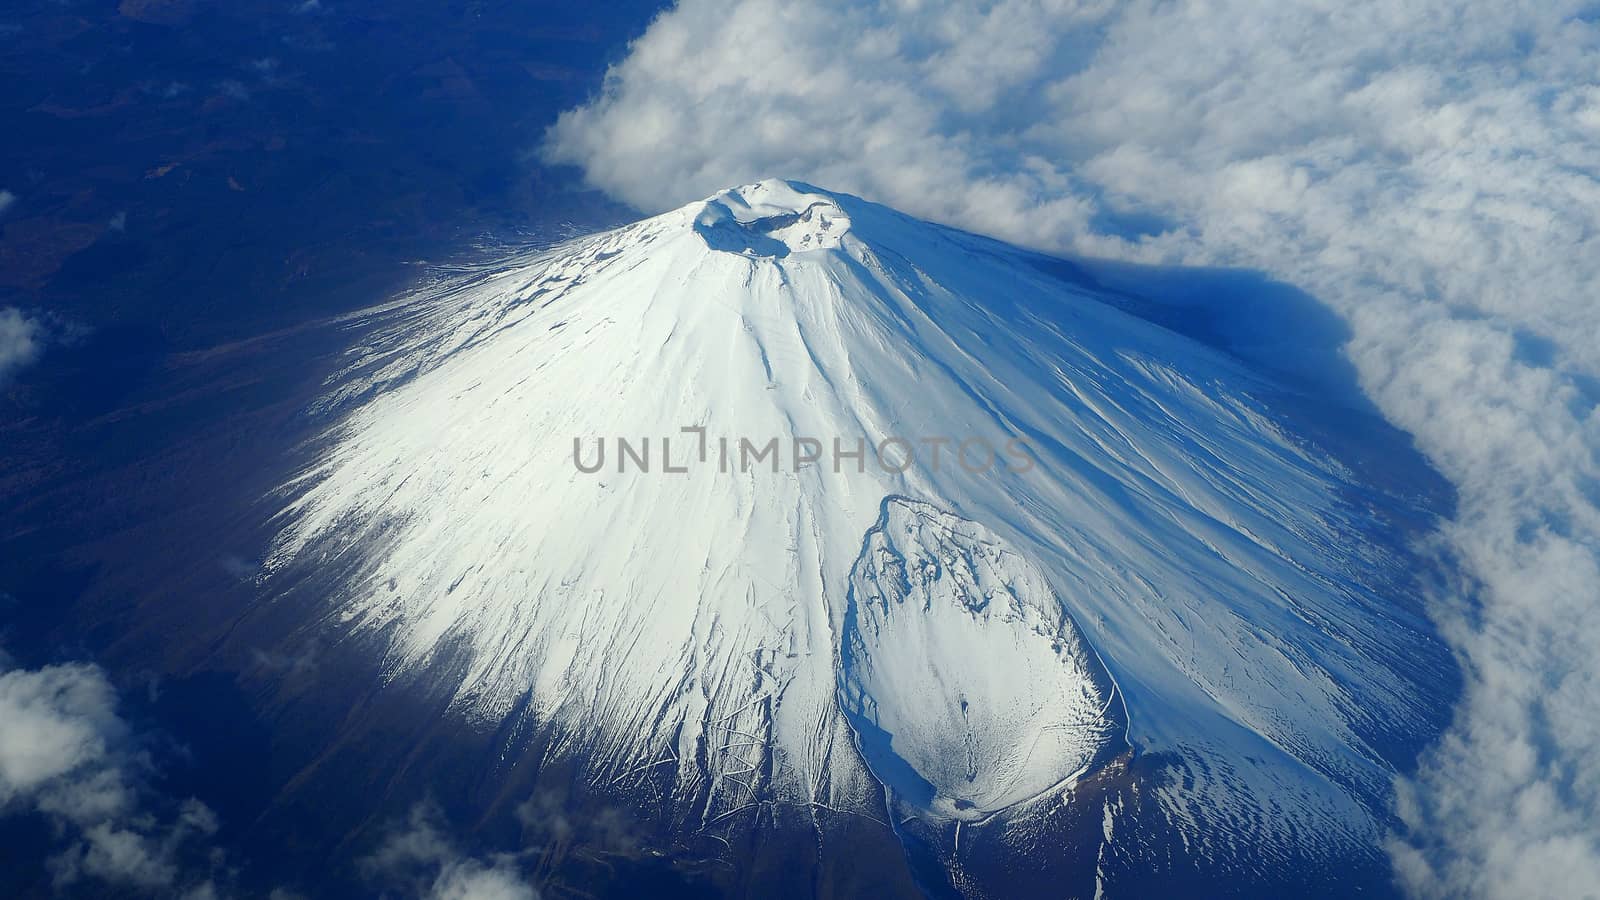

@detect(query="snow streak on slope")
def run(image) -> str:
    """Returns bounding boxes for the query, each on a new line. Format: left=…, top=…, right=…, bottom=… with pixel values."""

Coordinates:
left=266, top=180, right=1452, bottom=879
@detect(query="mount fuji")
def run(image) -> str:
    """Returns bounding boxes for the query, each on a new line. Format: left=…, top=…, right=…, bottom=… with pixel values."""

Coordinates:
left=262, top=179, right=1456, bottom=897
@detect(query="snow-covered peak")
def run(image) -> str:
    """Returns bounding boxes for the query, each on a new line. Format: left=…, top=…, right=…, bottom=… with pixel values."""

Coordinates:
left=693, top=179, right=851, bottom=255
left=267, top=183, right=1453, bottom=890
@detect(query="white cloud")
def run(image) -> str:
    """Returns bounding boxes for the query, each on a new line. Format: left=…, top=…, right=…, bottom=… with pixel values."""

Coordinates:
left=427, top=862, right=537, bottom=900
left=0, top=663, right=130, bottom=807
left=0, top=189, right=15, bottom=216
left=365, top=805, right=538, bottom=900
left=0, top=306, right=43, bottom=385
left=548, top=2, right=1600, bottom=897
left=0, top=659, right=224, bottom=894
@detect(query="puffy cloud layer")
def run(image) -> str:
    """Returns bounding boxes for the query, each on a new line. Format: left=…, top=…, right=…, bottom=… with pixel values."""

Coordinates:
left=547, top=2, right=1600, bottom=897
left=0, top=658, right=224, bottom=895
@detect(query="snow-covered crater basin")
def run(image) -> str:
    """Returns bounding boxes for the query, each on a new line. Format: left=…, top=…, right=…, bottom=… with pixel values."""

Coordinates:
left=838, top=497, right=1127, bottom=822
left=693, top=180, right=851, bottom=256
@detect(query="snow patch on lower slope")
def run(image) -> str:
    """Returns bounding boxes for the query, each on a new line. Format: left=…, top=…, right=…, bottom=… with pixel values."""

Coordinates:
left=840, top=497, right=1125, bottom=821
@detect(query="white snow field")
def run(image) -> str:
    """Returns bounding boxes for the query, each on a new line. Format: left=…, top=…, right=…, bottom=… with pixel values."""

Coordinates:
left=840, top=496, right=1124, bottom=821
left=266, top=180, right=1451, bottom=884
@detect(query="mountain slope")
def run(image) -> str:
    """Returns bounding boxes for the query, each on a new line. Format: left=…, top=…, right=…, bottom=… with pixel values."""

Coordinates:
left=264, top=180, right=1453, bottom=895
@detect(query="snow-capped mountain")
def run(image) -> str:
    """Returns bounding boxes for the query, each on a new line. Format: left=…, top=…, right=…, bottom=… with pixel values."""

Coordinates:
left=265, top=180, right=1453, bottom=896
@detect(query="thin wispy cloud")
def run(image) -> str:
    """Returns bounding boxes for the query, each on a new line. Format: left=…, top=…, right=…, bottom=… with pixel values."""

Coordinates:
left=364, top=805, right=538, bottom=900
left=547, top=2, right=1600, bottom=896
left=0, top=306, right=44, bottom=385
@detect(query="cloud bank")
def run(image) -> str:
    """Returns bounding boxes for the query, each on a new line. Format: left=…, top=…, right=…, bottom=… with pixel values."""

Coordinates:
left=0, top=657, right=226, bottom=896
left=547, top=2, right=1600, bottom=897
